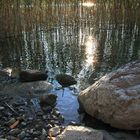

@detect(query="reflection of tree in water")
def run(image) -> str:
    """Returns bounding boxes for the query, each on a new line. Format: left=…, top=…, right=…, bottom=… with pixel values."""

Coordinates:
left=0, top=0, right=140, bottom=88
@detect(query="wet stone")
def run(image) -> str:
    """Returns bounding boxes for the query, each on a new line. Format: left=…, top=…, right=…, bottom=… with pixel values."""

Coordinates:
left=23, top=137, right=32, bottom=140
left=6, top=118, right=16, bottom=126
left=32, top=130, right=41, bottom=136
left=28, top=117, right=34, bottom=121
left=21, top=122, right=27, bottom=126
left=9, top=128, right=21, bottom=136
left=17, top=131, right=26, bottom=139
left=6, top=135, right=17, bottom=140
left=34, top=138, right=40, bottom=140
left=49, top=126, right=61, bottom=137
left=40, top=134, right=46, bottom=140
left=0, top=106, right=5, bottom=111
left=43, top=115, right=47, bottom=120
left=69, top=121, right=80, bottom=126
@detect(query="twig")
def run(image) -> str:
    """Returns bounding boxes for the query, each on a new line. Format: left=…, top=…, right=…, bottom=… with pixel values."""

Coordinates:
left=5, top=102, right=18, bottom=115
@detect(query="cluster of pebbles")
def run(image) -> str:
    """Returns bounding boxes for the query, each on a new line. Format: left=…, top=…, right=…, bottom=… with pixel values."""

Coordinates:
left=0, top=68, right=80, bottom=140
left=0, top=94, right=65, bottom=140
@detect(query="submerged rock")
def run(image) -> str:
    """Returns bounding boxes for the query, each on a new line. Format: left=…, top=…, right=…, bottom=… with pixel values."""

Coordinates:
left=78, top=60, right=140, bottom=130
left=19, top=69, right=48, bottom=82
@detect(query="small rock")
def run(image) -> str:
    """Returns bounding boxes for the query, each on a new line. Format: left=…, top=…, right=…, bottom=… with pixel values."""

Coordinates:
left=58, top=115, right=64, bottom=123
left=29, top=129, right=34, bottom=134
left=52, top=110, right=61, bottom=117
left=18, top=131, right=26, bottom=139
left=42, top=128, right=47, bottom=135
left=34, top=138, right=40, bottom=140
left=42, top=115, right=47, bottom=120
left=42, top=106, right=52, bottom=113
left=9, top=128, right=21, bottom=135
left=17, top=115, right=25, bottom=121
left=40, top=129, right=47, bottom=140
left=6, top=118, right=16, bottom=126
left=21, top=122, right=27, bottom=126
left=23, top=137, right=31, bottom=140
left=0, top=106, right=5, bottom=111
left=28, top=117, right=33, bottom=121
left=69, top=121, right=80, bottom=126
left=37, top=111, right=43, bottom=116
left=46, top=124, right=53, bottom=129
left=6, top=135, right=17, bottom=140
left=33, top=131, right=41, bottom=136
left=40, top=134, right=46, bottom=140
left=49, top=126, right=61, bottom=137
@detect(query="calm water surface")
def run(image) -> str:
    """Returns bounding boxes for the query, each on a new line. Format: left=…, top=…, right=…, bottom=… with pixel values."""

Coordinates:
left=0, top=0, right=140, bottom=124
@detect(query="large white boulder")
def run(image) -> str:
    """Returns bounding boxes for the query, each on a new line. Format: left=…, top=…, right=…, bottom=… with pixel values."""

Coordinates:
left=78, top=60, right=140, bottom=130
left=55, top=125, right=103, bottom=140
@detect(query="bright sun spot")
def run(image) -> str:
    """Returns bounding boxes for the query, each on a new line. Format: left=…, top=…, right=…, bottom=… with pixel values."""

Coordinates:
left=85, top=36, right=97, bottom=64
left=82, top=2, right=96, bottom=7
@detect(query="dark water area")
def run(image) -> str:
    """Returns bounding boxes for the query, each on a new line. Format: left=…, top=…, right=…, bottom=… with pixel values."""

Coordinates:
left=0, top=0, right=140, bottom=125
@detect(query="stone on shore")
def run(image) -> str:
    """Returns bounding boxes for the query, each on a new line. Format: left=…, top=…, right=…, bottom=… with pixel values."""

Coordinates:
left=78, top=60, right=140, bottom=130
left=1, top=81, right=53, bottom=98
left=0, top=67, right=12, bottom=77
left=19, top=69, right=48, bottom=82
left=55, top=125, right=103, bottom=140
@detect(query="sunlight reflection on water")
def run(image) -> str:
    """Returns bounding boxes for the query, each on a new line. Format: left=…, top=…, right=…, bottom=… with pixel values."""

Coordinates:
left=85, top=36, right=97, bottom=65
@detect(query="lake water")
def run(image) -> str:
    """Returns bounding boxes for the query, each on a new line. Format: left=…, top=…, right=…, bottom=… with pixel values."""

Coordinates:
left=0, top=0, right=140, bottom=123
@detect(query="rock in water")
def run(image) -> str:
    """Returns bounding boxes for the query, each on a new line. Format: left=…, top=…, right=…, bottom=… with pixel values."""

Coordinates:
left=55, top=74, right=77, bottom=87
left=78, top=60, right=140, bottom=130
left=39, top=93, right=57, bottom=107
left=19, top=69, right=48, bottom=82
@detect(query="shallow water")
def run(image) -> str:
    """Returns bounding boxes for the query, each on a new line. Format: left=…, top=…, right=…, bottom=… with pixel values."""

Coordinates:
left=50, top=79, right=79, bottom=124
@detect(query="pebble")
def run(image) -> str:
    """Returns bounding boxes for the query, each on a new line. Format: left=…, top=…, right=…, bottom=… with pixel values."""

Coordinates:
left=28, top=117, right=34, bottom=121
left=6, top=136, right=17, bottom=140
left=40, top=134, right=46, bottom=140
left=21, top=122, right=27, bottom=126
left=46, top=124, right=53, bottom=129
left=34, top=138, right=40, bottom=140
left=23, top=137, right=32, bottom=140
left=49, top=126, right=61, bottom=137
left=18, top=131, right=26, bottom=139
left=0, top=106, right=5, bottom=111
left=0, top=93, right=64, bottom=139
left=6, top=118, right=16, bottom=126
left=33, top=130, right=41, bottom=136
left=9, top=128, right=21, bottom=135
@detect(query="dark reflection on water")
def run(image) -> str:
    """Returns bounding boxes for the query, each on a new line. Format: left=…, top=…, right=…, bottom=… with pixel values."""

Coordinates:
left=0, top=0, right=140, bottom=88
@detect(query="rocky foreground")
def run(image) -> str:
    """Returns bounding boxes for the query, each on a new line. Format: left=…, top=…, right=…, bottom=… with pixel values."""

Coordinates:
left=0, top=93, right=65, bottom=140
left=0, top=62, right=140, bottom=140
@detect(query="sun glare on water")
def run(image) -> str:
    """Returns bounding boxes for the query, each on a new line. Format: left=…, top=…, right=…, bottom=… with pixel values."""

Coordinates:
left=82, top=2, right=96, bottom=7
left=85, top=36, right=97, bottom=65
